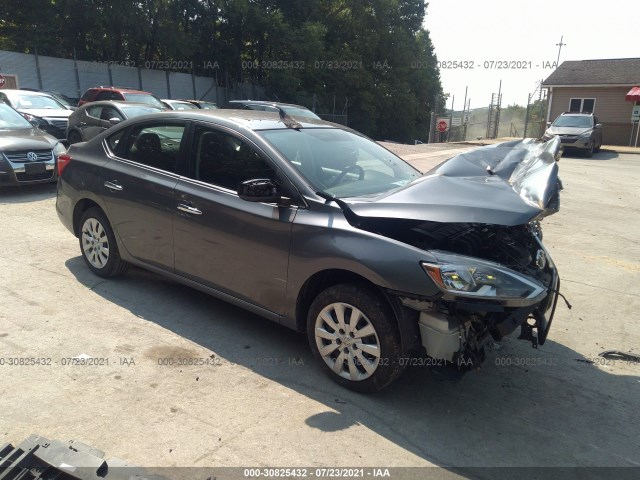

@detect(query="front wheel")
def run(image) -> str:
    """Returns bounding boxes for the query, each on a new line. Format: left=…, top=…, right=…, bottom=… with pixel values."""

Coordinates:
left=594, top=138, right=602, bottom=153
left=585, top=141, right=594, bottom=158
left=79, top=208, right=129, bottom=278
left=307, top=283, right=405, bottom=393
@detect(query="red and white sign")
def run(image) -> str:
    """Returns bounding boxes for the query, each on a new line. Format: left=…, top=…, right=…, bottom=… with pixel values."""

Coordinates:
left=0, top=75, right=6, bottom=88
left=436, top=118, right=450, bottom=132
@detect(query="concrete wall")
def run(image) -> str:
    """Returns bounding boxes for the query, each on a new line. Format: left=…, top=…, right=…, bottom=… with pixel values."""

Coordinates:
left=0, top=49, right=266, bottom=106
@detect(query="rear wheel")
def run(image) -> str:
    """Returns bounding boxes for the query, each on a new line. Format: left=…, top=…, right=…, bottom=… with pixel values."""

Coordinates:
left=307, top=283, right=405, bottom=393
left=78, top=208, right=128, bottom=278
left=67, top=130, right=83, bottom=144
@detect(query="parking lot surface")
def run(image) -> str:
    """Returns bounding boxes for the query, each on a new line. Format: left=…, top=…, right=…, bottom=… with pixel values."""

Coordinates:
left=0, top=146, right=639, bottom=475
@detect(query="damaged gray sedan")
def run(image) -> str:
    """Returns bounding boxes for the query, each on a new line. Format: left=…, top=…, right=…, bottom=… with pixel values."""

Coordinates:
left=56, top=109, right=565, bottom=392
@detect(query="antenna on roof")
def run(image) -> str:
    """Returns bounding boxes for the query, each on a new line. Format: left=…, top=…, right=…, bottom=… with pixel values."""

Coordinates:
left=272, top=104, right=303, bottom=130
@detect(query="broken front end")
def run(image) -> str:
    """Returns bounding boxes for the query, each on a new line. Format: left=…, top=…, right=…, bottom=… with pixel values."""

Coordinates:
left=402, top=220, right=562, bottom=370
left=353, top=137, right=567, bottom=371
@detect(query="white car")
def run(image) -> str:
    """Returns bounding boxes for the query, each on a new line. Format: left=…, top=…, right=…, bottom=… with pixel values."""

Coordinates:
left=0, top=89, right=72, bottom=140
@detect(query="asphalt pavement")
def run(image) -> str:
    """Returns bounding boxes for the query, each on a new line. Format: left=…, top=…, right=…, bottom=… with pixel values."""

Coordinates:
left=0, top=143, right=638, bottom=478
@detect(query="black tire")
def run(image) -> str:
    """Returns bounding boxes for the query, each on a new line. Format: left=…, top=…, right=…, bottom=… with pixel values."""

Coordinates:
left=585, top=141, right=594, bottom=158
left=78, top=207, right=129, bottom=278
left=307, top=283, right=405, bottom=393
left=594, top=138, right=601, bottom=153
left=67, top=130, right=83, bottom=144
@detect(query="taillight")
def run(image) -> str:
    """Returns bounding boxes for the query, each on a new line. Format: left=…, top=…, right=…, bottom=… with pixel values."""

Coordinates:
left=57, top=154, right=72, bottom=175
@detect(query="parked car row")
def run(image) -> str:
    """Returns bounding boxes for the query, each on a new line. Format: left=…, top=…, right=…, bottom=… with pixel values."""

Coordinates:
left=0, top=83, right=321, bottom=187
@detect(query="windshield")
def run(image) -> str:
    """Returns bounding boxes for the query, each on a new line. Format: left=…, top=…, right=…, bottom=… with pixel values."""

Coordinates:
left=552, top=115, right=592, bottom=128
left=259, top=104, right=320, bottom=119
left=167, top=101, right=198, bottom=110
left=282, top=107, right=320, bottom=120
left=122, top=93, right=165, bottom=109
left=8, top=93, right=66, bottom=110
left=260, top=128, right=420, bottom=198
left=197, top=102, right=218, bottom=109
left=0, top=103, right=33, bottom=128
left=120, top=105, right=163, bottom=117
left=49, top=93, right=72, bottom=107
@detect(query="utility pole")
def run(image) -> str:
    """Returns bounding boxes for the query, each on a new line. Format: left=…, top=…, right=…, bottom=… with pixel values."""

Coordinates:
left=555, top=35, right=566, bottom=67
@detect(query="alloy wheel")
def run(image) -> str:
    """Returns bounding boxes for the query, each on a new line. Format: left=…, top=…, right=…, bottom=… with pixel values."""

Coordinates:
left=314, top=302, right=381, bottom=381
left=81, top=218, right=110, bottom=269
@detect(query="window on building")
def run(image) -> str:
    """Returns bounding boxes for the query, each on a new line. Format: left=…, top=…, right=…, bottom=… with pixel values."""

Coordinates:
left=569, top=98, right=595, bottom=113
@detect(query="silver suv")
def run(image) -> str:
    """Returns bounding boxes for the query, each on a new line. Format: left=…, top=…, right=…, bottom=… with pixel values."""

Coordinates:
left=543, top=112, right=602, bottom=157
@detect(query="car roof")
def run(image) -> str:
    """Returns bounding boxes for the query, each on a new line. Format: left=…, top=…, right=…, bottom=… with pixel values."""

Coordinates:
left=81, top=100, right=162, bottom=109
left=180, top=99, right=217, bottom=104
left=116, top=109, right=338, bottom=131
left=228, top=100, right=311, bottom=109
left=88, top=86, right=154, bottom=94
left=1, top=89, right=54, bottom=97
left=559, top=112, right=594, bottom=116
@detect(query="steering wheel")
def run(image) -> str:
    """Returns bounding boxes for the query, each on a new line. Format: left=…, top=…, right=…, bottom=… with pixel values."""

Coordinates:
left=327, top=164, right=365, bottom=187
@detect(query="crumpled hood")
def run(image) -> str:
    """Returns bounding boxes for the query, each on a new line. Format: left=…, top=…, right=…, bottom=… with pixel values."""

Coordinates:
left=344, top=137, right=562, bottom=227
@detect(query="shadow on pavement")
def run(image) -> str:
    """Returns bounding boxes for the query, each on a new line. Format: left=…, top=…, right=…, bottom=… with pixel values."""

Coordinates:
left=64, top=258, right=640, bottom=477
left=0, top=182, right=56, bottom=203
left=560, top=150, right=619, bottom=161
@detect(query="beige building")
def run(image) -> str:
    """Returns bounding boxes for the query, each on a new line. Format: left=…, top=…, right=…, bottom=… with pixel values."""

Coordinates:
left=542, top=58, right=640, bottom=145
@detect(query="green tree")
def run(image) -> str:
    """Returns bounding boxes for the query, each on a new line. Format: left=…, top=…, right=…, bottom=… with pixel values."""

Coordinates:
left=0, top=0, right=443, bottom=141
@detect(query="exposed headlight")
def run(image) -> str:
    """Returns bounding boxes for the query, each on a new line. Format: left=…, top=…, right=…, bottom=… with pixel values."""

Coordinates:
left=421, top=251, right=546, bottom=302
left=578, top=131, right=592, bottom=139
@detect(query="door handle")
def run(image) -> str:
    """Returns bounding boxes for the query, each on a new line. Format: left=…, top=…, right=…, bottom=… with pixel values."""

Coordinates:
left=103, top=180, right=123, bottom=191
left=177, top=203, right=202, bottom=215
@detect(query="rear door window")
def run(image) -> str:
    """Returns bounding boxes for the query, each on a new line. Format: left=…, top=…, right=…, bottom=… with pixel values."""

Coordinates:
left=109, top=123, right=186, bottom=173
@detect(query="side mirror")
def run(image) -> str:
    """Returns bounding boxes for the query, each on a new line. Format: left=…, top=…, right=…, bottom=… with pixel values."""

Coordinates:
left=238, top=178, right=282, bottom=203
left=595, top=123, right=602, bottom=128
left=546, top=122, right=551, bottom=127
left=108, top=117, right=121, bottom=125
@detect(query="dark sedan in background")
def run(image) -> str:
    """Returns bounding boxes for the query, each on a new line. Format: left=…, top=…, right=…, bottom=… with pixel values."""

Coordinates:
left=0, top=103, right=66, bottom=186
left=161, top=99, right=199, bottom=111
left=226, top=100, right=320, bottom=119
left=179, top=99, right=219, bottom=109
left=0, top=89, right=72, bottom=140
left=56, top=109, right=564, bottom=392
left=67, top=101, right=163, bottom=144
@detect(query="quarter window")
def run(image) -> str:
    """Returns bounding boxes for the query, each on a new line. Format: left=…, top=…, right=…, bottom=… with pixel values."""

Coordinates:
left=106, top=129, right=126, bottom=153
left=100, top=106, right=123, bottom=121
left=119, top=124, right=185, bottom=172
left=86, top=106, right=102, bottom=118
